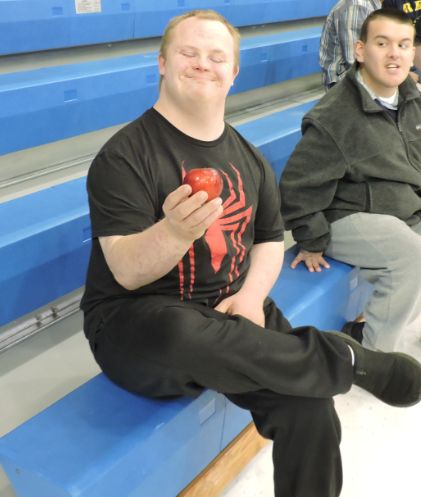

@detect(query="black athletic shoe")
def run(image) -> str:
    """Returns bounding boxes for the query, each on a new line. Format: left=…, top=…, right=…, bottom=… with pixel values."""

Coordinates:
left=327, top=330, right=421, bottom=408
left=341, top=320, right=364, bottom=344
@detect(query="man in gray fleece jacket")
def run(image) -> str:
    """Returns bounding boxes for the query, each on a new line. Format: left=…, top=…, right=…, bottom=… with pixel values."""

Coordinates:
left=281, top=8, right=421, bottom=352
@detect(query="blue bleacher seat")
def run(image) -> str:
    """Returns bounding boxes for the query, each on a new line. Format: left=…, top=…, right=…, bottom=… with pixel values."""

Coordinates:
left=0, top=178, right=91, bottom=328
left=0, top=0, right=134, bottom=55
left=0, top=244, right=370, bottom=497
left=0, top=101, right=314, bottom=328
left=0, top=0, right=336, bottom=55
left=238, top=101, right=316, bottom=182
left=0, top=29, right=321, bottom=156
left=234, top=29, right=321, bottom=94
left=0, top=383, right=227, bottom=497
left=133, top=0, right=336, bottom=39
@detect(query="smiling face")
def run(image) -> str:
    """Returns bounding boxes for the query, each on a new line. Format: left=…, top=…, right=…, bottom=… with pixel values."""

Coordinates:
left=157, top=17, right=239, bottom=107
left=355, top=18, right=416, bottom=97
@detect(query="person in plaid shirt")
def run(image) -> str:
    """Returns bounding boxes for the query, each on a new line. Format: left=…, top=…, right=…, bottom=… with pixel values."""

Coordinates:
left=320, top=0, right=383, bottom=90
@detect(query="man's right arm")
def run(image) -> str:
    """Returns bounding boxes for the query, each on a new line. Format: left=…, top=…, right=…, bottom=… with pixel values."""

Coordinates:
left=100, top=185, right=223, bottom=290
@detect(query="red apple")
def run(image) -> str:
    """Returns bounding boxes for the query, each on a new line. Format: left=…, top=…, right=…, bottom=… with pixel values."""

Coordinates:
left=183, top=168, right=223, bottom=202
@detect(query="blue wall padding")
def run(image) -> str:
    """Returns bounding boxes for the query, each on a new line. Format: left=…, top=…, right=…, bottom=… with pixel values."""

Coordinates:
left=0, top=101, right=315, bottom=328
left=0, top=247, right=370, bottom=497
left=0, top=0, right=336, bottom=55
left=0, top=28, right=321, bottom=156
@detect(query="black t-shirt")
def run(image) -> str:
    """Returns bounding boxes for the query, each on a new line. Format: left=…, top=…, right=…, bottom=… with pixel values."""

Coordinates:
left=81, top=108, right=284, bottom=317
left=382, top=0, right=421, bottom=20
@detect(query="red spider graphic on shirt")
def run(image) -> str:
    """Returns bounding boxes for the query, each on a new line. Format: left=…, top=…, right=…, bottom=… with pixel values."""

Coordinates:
left=178, top=163, right=253, bottom=301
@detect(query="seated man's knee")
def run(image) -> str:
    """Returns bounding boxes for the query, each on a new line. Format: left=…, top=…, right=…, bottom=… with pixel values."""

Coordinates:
left=394, top=234, right=421, bottom=276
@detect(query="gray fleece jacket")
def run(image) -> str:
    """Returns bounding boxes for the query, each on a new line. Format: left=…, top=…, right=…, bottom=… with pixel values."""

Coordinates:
left=280, top=63, right=421, bottom=253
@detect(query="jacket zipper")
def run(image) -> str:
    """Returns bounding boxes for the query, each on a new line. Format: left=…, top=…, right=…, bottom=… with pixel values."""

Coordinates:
left=365, top=183, right=371, bottom=213
left=383, top=102, right=420, bottom=173
left=396, top=102, right=410, bottom=157
left=380, top=105, right=411, bottom=159
left=396, top=121, right=409, bottom=155
left=365, top=104, right=410, bottom=212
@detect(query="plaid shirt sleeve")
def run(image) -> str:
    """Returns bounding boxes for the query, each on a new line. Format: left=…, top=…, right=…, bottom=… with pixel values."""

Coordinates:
left=320, top=4, right=374, bottom=88
left=338, top=6, right=372, bottom=69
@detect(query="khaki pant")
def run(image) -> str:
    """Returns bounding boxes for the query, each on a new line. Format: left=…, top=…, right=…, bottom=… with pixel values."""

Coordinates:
left=325, top=213, right=421, bottom=351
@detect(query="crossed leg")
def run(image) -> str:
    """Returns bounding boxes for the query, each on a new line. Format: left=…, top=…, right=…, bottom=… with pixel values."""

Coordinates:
left=88, top=296, right=353, bottom=497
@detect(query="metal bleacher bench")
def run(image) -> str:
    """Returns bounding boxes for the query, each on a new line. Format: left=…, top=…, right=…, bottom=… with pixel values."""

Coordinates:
left=0, top=101, right=373, bottom=497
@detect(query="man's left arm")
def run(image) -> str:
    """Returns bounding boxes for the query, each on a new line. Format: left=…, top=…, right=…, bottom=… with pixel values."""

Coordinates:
left=214, top=241, right=284, bottom=326
left=338, top=6, right=372, bottom=70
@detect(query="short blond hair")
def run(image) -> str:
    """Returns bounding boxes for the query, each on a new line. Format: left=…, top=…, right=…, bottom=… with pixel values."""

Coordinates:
left=159, top=10, right=241, bottom=90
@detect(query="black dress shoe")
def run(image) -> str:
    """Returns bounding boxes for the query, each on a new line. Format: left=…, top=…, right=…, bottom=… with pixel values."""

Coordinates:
left=341, top=320, right=364, bottom=344
left=327, top=330, right=421, bottom=408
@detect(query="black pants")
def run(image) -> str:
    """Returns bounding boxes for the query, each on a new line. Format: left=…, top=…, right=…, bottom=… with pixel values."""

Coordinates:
left=87, top=295, right=353, bottom=497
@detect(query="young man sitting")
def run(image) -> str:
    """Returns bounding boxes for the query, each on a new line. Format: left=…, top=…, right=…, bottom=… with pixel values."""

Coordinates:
left=281, top=8, right=421, bottom=352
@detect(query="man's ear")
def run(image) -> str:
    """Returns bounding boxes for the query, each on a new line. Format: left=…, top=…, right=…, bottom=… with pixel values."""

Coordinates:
left=411, top=45, right=416, bottom=66
left=354, top=40, right=364, bottom=63
left=231, top=66, right=240, bottom=87
left=158, top=53, right=166, bottom=76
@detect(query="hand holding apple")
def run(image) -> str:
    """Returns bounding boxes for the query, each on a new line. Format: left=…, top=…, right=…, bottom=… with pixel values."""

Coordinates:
left=183, top=168, right=223, bottom=202
left=162, top=180, right=223, bottom=243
